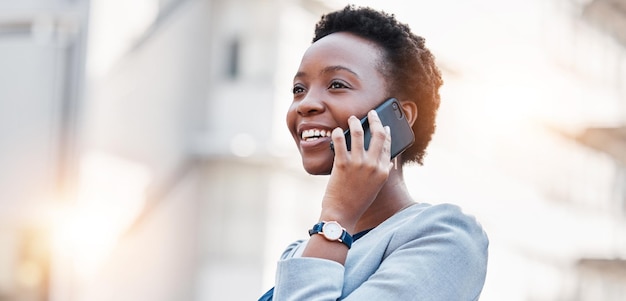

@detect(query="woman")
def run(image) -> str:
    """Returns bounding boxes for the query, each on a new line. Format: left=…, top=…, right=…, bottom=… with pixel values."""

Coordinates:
left=260, top=5, right=488, bottom=300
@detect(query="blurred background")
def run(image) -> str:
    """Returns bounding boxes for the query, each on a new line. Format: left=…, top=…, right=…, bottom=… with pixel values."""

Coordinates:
left=0, top=0, right=625, bottom=300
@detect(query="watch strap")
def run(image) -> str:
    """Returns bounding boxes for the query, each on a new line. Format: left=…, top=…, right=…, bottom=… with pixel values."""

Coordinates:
left=308, top=221, right=353, bottom=249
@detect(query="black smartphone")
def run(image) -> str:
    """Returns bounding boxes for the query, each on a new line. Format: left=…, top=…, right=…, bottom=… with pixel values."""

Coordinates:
left=330, top=98, right=415, bottom=159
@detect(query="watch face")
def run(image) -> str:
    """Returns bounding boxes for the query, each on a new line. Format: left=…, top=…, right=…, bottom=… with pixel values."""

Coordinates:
left=322, top=222, right=343, bottom=240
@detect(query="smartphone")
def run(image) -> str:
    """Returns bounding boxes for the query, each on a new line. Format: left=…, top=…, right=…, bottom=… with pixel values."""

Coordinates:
left=330, top=98, right=414, bottom=159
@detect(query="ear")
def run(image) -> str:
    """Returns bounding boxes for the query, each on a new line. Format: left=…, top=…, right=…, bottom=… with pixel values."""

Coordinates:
left=400, top=101, right=418, bottom=126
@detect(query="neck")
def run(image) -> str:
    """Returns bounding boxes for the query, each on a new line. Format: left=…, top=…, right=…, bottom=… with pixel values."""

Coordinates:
left=353, top=164, right=415, bottom=233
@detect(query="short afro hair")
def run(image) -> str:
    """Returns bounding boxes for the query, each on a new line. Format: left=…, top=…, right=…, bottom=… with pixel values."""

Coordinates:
left=313, top=5, right=443, bottom=165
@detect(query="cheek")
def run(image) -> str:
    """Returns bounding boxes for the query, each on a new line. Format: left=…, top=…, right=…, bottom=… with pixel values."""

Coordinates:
left=285, top=104, right=298, bottom=134
left=332, top=103, right=369, bottom=129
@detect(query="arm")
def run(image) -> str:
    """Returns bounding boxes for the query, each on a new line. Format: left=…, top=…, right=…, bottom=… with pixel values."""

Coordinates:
left=274, top=110, right=392, bottom=300
left=301, top=110, right=392, bottom=264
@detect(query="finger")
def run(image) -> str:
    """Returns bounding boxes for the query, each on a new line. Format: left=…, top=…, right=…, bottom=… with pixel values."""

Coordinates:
left=330, top=127, right=348, bottom=160
left=382, top=125, right=392, bottom=160
left=381, top=126, right=393, bottom=172
left=366, top=110, right=391, bottom=158
left=347, top=115, right=365, bottom=154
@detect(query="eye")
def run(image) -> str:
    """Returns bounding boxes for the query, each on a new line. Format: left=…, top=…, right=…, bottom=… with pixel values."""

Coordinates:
left=328, top=80, right=349, bottom=90
left=292, top=84, right=305, bottom=95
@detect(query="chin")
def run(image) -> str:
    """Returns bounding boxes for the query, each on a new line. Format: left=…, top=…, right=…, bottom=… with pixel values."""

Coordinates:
left=301, top=158, right=333, bottom=175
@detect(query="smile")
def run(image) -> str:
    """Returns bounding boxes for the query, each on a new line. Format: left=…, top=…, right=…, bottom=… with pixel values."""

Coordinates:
left=301, top=129, right=332, bottom=141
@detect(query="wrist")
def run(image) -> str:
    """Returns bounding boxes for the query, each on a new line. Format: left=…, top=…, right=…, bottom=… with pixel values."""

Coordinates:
left=318, top=211, right=358, bottom=233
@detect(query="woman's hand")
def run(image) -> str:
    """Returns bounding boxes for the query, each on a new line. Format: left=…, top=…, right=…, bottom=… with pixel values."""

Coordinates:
left=320, top=110, right=393, bottom=232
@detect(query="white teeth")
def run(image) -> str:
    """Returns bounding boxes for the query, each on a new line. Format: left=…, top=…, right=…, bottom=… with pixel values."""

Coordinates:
left=302, top=129, right=332, bottom=141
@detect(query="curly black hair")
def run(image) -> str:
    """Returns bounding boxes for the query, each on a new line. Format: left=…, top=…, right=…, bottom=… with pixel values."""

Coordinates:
left=313, top=5, right=443, bottom=165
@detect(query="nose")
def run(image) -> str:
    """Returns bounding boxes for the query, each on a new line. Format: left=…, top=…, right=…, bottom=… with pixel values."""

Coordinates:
left=296, top=92, right=325, bottom=116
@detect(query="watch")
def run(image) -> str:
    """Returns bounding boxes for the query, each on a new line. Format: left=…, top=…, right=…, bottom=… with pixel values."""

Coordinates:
left=308, top=221, right=353, bottom=249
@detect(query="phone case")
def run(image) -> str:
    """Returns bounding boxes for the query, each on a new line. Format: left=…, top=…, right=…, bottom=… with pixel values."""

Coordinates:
left=331, top=98, right=415, bottom=159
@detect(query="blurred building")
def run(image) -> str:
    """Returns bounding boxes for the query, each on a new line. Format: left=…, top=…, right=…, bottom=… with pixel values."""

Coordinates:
left=0, top=0, right=89, bottom=300
left=0, top=0, right=334, bottom=300
left=561, top=0, right=626, bottom=299
left=0, top=0, right=625, bottom=301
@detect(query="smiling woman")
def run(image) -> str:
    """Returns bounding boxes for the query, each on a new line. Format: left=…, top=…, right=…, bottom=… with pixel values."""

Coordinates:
left=261, top=5, right=488, bottom=301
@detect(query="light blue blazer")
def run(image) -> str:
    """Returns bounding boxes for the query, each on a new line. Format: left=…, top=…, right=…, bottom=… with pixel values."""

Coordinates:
left=271, top=203, right=489, bottom=300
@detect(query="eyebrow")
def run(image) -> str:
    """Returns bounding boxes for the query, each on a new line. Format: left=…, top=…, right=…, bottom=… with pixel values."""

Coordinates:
left=294, top=65, right=359, bottom=80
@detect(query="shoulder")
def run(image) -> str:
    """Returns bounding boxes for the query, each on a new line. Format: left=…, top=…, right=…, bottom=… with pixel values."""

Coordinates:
left=339, top=203, right=489, bottom=299
left=387, top=202, right=489, bottom=262
left=422, top=203, right=485, bottom=231
left=382, top=203, right=489, bottom=298
left=398, top=203, right=487, bottom=238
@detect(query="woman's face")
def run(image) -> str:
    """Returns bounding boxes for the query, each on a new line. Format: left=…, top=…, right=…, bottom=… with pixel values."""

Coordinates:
left=286, top=32, right=388, bottom=175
